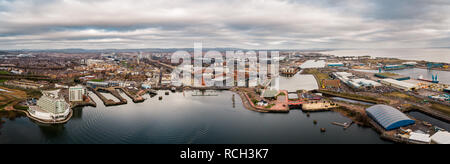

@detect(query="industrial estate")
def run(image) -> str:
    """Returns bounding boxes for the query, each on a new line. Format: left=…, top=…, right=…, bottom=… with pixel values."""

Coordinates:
left=0, top=50, right=449, bottom=144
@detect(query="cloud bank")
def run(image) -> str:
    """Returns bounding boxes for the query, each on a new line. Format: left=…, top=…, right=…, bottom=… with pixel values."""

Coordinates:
left=0, top=0, right=449, bottom=49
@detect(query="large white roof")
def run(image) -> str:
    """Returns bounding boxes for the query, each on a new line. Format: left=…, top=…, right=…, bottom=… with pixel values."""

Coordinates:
left=431, top=131, right=450, bottom=144
left=381, top=78, right=416, bottom=88
left=409, top=132, right=431, bottom=143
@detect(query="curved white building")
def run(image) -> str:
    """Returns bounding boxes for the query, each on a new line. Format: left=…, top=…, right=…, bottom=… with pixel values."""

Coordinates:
left=28, top=90, right=71, bottom=121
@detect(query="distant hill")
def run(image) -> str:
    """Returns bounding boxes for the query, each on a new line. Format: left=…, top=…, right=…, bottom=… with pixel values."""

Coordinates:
left=0, top=51, right=9, bottom=55
left=0, top=48, right=333, bottom=54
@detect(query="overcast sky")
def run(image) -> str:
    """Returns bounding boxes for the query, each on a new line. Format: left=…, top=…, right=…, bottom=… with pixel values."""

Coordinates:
left=0, top=0, right=449, bottom=49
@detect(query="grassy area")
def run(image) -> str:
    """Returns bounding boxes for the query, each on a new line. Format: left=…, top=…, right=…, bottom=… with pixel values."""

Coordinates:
left=0, top=99, right=13, bottom=110
left=333, top=107, right=369, bottom=125
left=386, top=92, right=422, bottom=103
left=13, top=104, right=28, bottom=111
left=431, top=103, right=450, bottom=115
left=25, top=89, right=42, bottom=98
left=265, top=104, right=275, bottom=109
left=0, top=87, right=29, bottom=111
left=0, top=71, right=10, bottom=75
left=302, top=69, right=330, bottom=86
left=0, top=85, right=39, bottom=98
left=0, top=79, right=6, bottom=83
left=252, top=99, right=258, bottom=105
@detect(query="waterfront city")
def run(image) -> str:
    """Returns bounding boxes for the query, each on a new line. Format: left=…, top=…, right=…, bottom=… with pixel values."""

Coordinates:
left=0, top=0, right=449, bottom=145
left=1, top=49, right=449, bottom=144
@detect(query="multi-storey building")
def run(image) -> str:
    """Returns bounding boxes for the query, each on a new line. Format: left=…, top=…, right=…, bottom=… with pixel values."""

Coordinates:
left=28, top=90, right=70, bottom=121
left=69, top=85, right=86, bottom=102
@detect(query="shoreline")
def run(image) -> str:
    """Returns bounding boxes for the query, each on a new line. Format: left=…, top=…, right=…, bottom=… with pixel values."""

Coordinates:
left=2, top=88, right=446, bottom=144
left=14, top=108, right=73, bottom=125
left=233, top=88, right=290, bottom=113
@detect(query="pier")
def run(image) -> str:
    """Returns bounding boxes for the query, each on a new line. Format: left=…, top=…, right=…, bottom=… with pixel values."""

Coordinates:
left=70, top=94, right=97, bottom=108
left=116, top=87, right=145, bottom=103
left=88, top=87, right=127, bottom=106
left=332, top=121, right=354, bottom=129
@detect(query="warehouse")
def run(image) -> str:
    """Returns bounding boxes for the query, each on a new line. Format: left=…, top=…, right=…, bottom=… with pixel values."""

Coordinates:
left=366, top=105, right=415, bottom=131
left=332, top=72, right=381, bottom=89
left=380, top=78, right=417, bottom=91
left=350, top=78, right=382, bottom=88
left=431, top=131, right=450, bottom=144
left=327, top=62, right=344, bottom=67
left=86, top=81, right=109, bottom=88
left=409, top=132, right=431, bottom=144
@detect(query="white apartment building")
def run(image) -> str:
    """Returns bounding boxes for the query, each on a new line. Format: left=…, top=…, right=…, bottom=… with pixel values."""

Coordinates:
left=69, top=85, right=86, bottom=102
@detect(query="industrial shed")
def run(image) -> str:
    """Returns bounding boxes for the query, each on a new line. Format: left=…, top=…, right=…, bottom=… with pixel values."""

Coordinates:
left=366, top=105, right=415, bottom=131
left=431, top=131, right=450, bottom=144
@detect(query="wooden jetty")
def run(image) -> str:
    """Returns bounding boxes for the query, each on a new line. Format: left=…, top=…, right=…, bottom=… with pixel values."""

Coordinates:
left=332, top=121, right=354, bottom=129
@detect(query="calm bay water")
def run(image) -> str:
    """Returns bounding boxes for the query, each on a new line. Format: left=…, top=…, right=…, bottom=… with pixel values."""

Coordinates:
left=0, top=74, right=391, bottom=144
left=279, top=71, right=318, bottom=92
left=322, top=48, right=450, bottom=63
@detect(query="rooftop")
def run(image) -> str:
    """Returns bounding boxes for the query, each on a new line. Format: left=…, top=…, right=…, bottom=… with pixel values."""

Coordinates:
left=262, top=89, right=279, bottom=98
left=366, top=105, right=415, bottom=131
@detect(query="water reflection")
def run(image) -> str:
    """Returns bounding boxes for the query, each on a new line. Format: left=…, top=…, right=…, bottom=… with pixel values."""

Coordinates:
left=0, top=91, right=393, bottom=144
left=72, top=108, right=84, bottom=119
left=0, top=118, right=3, bottom=135
left=36, top=123, right=66, bottom=139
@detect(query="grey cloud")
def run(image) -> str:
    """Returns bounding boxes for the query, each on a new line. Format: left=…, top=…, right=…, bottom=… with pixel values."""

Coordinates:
left=0, top=0, right=449, bottom=49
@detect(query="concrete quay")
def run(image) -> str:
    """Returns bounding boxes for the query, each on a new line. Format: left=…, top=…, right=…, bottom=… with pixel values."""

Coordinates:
left=88, top=87, right=127, bottom=106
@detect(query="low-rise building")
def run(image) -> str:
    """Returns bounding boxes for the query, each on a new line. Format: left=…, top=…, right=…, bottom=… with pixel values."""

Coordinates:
left=431, top=131, right=450, bottom=144
left=366, top=105, right=415, bottom=131
left=349, top=78, right=382, bottom=88
left=409, top=132, right=431, bottom=144
left=69, top=85, right=86, bottom=102
left=261, top=89, right=279, bottom=100
left=87, top=81, right=109, bottom=88
left=327, top=62, right=345, bottom=67
left=380, top=78, right=417, bottom=91
left=332, top=72, right=381, bottom=89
